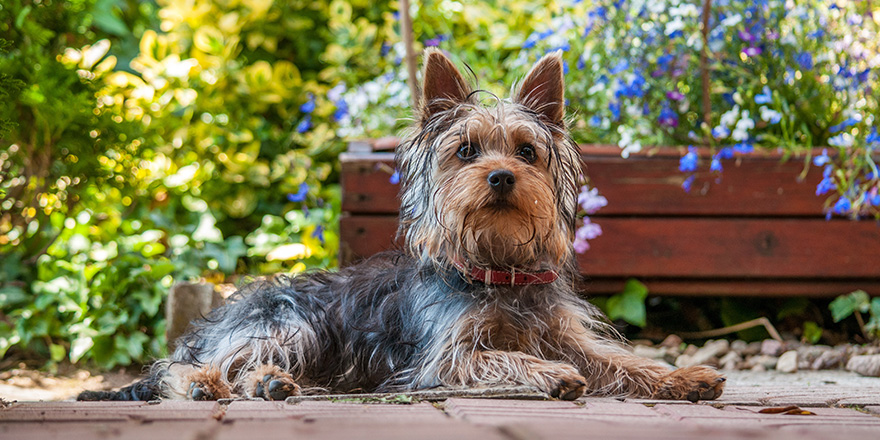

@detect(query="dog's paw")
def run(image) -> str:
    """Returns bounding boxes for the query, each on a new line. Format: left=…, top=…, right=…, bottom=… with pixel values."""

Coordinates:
left=248, top=365, right=301, bottom=401
left=535, top=365, right=587, bottom=400
left=186, top=367, right=232, bottom=401
left=653, top=366, right=725, bottom=402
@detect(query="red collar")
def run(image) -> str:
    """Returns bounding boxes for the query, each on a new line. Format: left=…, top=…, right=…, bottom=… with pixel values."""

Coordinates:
left=452, top=260, right=559, bottom=286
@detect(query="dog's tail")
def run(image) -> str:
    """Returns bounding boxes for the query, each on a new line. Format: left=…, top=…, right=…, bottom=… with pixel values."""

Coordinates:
left=77, top=371, right=163, bottom=401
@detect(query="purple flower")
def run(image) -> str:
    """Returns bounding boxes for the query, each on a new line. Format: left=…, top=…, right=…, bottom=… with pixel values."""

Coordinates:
left=287, top=182, right=309, bottom=202
left=576, top=219, right=603, bottom=241
left=742, top=47, right=762, bottom=57
left=424, top=38, right=441, bottom=47
left=738, top=30, right=758, bottom=43
left=754, top=86, right=772, bottom=104
left=679, top=146, right=698, bottom=172
left=813, top=149, right=831, bottom=167
left=666, top=90, right=684, bottom=101
left=578, top=186, right=608, bottom=214
left=296, top=115, right=312, bottom=133
left=573, top=237, right=590, bottom=253
left=682, top=175, right=696, bottom=193
left=659, top=105, right=678, bottom=127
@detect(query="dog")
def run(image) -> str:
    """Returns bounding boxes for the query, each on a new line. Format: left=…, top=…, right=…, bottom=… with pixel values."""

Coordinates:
left=78, top=49, right=724, bottom=402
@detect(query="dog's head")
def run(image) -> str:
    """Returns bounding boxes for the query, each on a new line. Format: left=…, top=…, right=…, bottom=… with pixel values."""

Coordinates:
left=397, top=49, right=581, bottom=270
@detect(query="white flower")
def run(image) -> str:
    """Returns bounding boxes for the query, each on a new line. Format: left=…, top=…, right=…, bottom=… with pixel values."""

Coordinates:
left=828, top=133, right=854, bottom=147
left=665, top=17, right=685, bottom=35
left=720, top=14, right=743, bottom=27
left=732, top=111, right=755, bottom=140
left=759, top=106, right=782, bottom=124
left=720, top=105, right=740, bottom=127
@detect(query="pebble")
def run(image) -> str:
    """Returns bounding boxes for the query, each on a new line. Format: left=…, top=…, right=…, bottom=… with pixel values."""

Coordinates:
left=777, top=350, right=798, bottom=373
left=674, top=339, right=728, bottom=368
left=750, top=354, right=779, bottom=370
left=659, top=334, right=683, bottom=348
left=633, top=345, right=667, bottom=360
left=761, top=339, right=784, bottom=356
left=846, top=355, right=880, bottom=377
left=811, top=350, right=846, bottom=370
left=719, top=351, right=742, bottom=371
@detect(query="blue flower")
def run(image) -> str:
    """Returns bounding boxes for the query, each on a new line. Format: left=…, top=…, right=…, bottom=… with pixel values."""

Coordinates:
left=287, top=182, right=310, bottom=202
left=380, top=42, right=392, bottom=56
left=577, top=57, right=585, bottom=70
left=815, top=176, right=836, bottom=196
left=522, top=29, right=553, bottom=49
left=562, top=61, right=569, bottom=74
left=296, top=115, right=312, bottom=133
left=610, top=59, right=629, bottom=75
left=733, top=142, right=754, bottom=154
left=867, top=128, right=880, bottom=144
left=657, top=53, right=674, bottom=69
left=712, top=126, right=730, bottom=139
left=609, top=102, right=621, bottom=121
left=710, top=155, right=723, bottom=172
left=311, top=225, right=325, bottom=244
left=389, top=169, right=400, bottom=185
left=797, top=52, right=814, bottom=70
left=332, top=99, right=349, bottom=122
left=829, top=117, right=860, bottom=133
left=589, top=115, right=602, bottom=127
left=682, top=175, right=696, bottom=193
left=832, top=197, right=851, bottom=215
left=300, top=94, right=316, bottom=114
left=870, top=193, right=880, bottom=207
left=754, top=86, right=772, bottom=104
left=679, top=146, right=698, bottom=172
left=813, top=149, right=831, bottom=167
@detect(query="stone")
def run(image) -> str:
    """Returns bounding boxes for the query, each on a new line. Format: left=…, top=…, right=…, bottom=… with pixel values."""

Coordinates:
left=846, top=354, right=880, bottom=377
left=811, top=349, right=846, bottom=370
left=760, top=339, right=784, bottom=356
left=166, top=282, right=222, bottom=352
left=659, top=334, right=683, bottom=349
left=633, top=345, right=666, bottom=360
left=674, top=340, right=728, bottom=368
left=776, top=350, right=798, bottom=373
left=749, top=354, right=779, bottom=370
left=719, top=351, right=742, bottom=371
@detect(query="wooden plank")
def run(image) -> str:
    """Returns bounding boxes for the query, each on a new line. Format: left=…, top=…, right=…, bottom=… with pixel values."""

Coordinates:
left=581, top=278, right=880, bottom=297
left=339, top=216, right=880, bottom=279
left=340, top=151, right=826, bottom=217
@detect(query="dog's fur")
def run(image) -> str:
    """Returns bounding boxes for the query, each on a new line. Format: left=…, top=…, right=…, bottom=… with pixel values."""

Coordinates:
left=78, top=49, right=724, bottom=402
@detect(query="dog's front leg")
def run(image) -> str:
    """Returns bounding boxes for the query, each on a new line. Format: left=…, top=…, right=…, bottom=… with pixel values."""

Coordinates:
left=440, top=350, right=587, bottom=400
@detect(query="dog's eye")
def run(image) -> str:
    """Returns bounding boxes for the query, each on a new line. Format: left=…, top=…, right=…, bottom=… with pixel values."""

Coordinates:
left=456, top=142, right=480, bottom=161
left=517, top=144, right=537, bottom=163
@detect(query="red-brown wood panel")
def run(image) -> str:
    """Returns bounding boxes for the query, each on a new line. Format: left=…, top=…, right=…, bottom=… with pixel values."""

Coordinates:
left=340, top=150, right=826, bottom=217
left=339, top=215, right=880, bottom=278
left=582, top=278, right=880, bottom=297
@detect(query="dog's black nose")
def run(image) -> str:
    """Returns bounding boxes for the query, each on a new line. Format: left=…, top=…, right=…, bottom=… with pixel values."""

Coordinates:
left=487, top=169, right=515, bottom=195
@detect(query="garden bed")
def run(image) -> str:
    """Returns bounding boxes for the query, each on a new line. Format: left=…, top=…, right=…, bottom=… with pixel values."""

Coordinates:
left=339, top=142, right=880, bottom=297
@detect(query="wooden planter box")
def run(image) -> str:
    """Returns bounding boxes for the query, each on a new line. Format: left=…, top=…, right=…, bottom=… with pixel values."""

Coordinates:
left=339, top=141, right=880, bottom=297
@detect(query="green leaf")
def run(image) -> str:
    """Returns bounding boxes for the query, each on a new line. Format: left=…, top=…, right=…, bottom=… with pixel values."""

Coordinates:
left=91, top=0, right=130, bottom=37
left=606, top=278, right=648, bottom=327
left=802, top=321, right=823, bottom=344
left=49, top=343, right=66, bottom=362
left=829, top=290, right=870, bottom=323
left=70, top=336, right=94, bottom=362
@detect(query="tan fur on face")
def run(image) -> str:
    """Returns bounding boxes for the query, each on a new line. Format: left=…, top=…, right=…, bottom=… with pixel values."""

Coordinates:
left=424, top=106, right=570, bottom=268
left=398, top=49, right=581, bottom=271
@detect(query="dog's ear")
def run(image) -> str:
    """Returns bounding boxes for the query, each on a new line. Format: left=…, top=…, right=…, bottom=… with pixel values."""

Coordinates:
left=516, top=50, right=566, bottom=126
left=420, top=48, right=471, bottom=122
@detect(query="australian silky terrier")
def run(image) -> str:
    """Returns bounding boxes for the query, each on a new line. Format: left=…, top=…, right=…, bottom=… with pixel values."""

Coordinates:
left=80, top=49, right=724, bottom=402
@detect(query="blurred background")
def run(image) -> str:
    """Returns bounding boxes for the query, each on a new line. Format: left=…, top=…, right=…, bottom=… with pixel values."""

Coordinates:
left=1, top=0, right=878, bottom=387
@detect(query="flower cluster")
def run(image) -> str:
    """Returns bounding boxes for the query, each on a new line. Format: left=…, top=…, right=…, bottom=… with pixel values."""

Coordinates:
left=513, top=0, right=880, bottom=219
left=574, top=185, right=608, bottom=253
